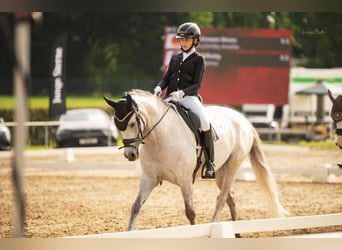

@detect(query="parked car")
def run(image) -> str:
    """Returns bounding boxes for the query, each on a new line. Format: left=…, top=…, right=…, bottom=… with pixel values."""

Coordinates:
left=55, top=108, right=118, bottom=147
left=0, top=117, right=11, bottom=150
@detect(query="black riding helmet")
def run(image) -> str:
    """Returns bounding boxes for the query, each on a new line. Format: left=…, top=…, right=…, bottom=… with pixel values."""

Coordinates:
left=176, top=22, right=201, bottom=49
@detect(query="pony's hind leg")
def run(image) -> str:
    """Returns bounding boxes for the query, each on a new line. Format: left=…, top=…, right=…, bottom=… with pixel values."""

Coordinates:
left=211, top=167, right=230, bottom=222
left=226, top=190, right=241, bottom=238
left=211, top=157, right=243, bottom=223
left=226, top=189, right=238, bottom=221
left=212, top=159, right=242, bottom=238
left=128, top=175, right=158, bottom=231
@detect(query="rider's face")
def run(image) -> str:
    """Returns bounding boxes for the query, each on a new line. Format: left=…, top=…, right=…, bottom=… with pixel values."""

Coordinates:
left=179, top=37, right=194, bottom=51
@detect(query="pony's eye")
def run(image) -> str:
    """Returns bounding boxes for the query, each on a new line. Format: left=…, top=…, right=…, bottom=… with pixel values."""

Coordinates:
left=332, top=112, right=342, bottom=122
left=129, top=122, right=135, bottom=128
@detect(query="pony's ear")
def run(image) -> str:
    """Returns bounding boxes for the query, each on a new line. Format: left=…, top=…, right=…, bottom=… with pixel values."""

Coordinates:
left=103, top=96, right=118, bottom=110
left=126, top=93, right=133, bottom=108
left=126, top=93, right=138, bottom=111
left=328, top=89, right=336, bottom=102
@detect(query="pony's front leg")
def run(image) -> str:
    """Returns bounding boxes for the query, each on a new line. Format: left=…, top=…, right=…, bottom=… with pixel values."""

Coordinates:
left=128, top=176, right=157, bottom=231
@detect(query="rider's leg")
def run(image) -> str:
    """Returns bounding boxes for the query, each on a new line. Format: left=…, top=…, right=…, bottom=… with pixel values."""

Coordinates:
left=179, top=96, right=215, bottom=178
left=202, top=126, right=215, bottom=178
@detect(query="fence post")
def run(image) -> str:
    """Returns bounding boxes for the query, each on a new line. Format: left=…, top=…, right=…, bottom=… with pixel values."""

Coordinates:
left=44, top=125, right=48, bottom=148
left=313, top=163, right=331, bottom=183
left=210, top=222, right=236, bottom=238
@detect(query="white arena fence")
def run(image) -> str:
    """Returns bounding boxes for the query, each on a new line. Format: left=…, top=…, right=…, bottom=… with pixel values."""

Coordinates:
left=1, top=145, right=341, bottom=183
left=1, top=146, right=341, bottom=238
left=236, top=160, right=342, bottom=183
left=42, top=147, right=339, bottom=238
left=69, top=213, right=342, bottom=238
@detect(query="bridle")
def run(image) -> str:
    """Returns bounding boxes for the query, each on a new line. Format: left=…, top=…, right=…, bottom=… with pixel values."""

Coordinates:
left=331, top=107, right=342, bottom=136
left=117, top=101, right=172, bottom=150
left=336, top=128, right=342, bottom=136
left=328, top=90, right=342, bottom=149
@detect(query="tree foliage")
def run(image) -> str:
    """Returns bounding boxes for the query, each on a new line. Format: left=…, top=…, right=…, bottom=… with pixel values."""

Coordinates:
left=0, top=12, right=341, bottom=96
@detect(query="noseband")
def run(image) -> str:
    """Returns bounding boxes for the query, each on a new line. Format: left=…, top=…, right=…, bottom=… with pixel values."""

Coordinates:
left=119, top=110, right=146, bottom=150
left=336, top=128, right=342, bottom=136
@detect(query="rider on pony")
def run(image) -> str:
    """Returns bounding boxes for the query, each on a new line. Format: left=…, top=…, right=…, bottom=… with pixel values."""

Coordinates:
left=153, top=22, right=215, bottom=179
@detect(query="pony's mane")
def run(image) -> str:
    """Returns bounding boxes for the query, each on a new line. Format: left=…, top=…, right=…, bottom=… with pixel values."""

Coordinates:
left=127, top=89, right=153, bottom=97
left=127, top=89, right=168, bottom=107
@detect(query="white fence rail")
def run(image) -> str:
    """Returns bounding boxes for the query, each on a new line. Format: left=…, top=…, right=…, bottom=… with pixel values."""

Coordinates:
left=69, top=213, right=342, bottom=238
left=3, top=121, right=329, bottom=147
left=236, top=161, right=342, bottom=183
left=1, top=146, right=341, bottom=183
left=4, top=121, right=61, bottom=148
left=3, top=120, right=114, bottom=148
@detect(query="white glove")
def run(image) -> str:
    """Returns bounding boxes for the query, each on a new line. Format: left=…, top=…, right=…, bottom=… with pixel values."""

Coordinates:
left=170, top=90, right=185, bottom=102
left=154, top=86, right=162, bottom=96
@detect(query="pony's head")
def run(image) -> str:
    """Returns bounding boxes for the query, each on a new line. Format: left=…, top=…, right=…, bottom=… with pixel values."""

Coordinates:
left=328, top=89, right=342, bottom=149
left=328, top=89, right=342, bottom=123
left=104, top=92, right=146, bottom=161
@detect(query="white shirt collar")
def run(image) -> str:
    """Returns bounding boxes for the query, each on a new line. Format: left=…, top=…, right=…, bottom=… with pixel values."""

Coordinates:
left=182, top=48, right=196, bottom=61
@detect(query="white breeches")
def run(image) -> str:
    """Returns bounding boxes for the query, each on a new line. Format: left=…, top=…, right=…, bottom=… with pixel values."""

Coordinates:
left=178, top=95, right=210, bottom=131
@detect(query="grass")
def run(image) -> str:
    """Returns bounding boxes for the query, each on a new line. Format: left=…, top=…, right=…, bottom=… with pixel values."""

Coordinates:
left=264, top=140, right=336, bottom=148
left=2, top=95, right=336, bottom=150
left=297, top=140, right=336, bottom=148
left=0, top=95, right=120, bottom=109
left=21, top=140, right=337, bottom=151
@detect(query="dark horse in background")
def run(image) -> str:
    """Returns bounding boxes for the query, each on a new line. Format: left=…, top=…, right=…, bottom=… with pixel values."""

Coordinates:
left=328, top=89, right=342, bottom=149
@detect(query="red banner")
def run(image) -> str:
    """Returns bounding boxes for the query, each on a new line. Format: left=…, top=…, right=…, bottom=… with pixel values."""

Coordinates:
left=163, top=27, right=291, bottom=105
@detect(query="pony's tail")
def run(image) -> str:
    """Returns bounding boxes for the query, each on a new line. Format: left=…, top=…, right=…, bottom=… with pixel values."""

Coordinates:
left=249, top=128, right=289, bottom=218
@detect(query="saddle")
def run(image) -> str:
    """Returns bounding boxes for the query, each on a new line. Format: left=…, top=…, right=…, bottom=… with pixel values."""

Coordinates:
left=171, top=102, right=217, bottom=182
left=172, top=102, right=202, bottom=143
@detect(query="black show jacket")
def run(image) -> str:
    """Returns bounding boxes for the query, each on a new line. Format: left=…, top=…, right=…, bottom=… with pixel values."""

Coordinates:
left=158, top=51, right=205, bottom=97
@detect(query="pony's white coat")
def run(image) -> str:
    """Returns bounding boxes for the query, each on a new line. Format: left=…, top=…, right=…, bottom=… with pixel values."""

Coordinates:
left=106, top=89, right=287, bottom=231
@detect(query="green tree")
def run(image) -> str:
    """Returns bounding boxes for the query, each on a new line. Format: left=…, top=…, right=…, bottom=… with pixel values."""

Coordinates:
left=1, top=12, right=341, bottom=96
left=271, top=12, right=342, bottom=67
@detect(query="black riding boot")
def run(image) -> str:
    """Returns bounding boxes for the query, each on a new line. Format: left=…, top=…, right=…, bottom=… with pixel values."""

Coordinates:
left=202, top=128, right=215, bottom=179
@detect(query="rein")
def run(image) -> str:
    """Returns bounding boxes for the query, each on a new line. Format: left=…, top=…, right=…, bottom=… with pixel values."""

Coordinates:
left=336, top=128, right=342, bottom=136
left=120, top=104, right=172, bottom=150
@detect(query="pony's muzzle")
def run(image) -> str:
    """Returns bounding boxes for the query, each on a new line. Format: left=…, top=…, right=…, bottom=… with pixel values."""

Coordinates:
left=124, top=148, right=139, bottom=161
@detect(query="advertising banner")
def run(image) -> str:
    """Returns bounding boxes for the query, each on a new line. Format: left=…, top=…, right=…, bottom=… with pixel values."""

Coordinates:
left=49, top=32, right=67, bottom=117
left=163, top=27, right=291, bottom=105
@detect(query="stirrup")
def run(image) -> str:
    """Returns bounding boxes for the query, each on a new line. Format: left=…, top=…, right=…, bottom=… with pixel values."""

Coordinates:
left=202, top=161, right=215, bottom=179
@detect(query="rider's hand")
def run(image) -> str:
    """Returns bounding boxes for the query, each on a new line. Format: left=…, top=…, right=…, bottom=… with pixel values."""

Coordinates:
left=170, top=90, right=185, bottom=102
left=154, top=86, right=162, bottom=96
